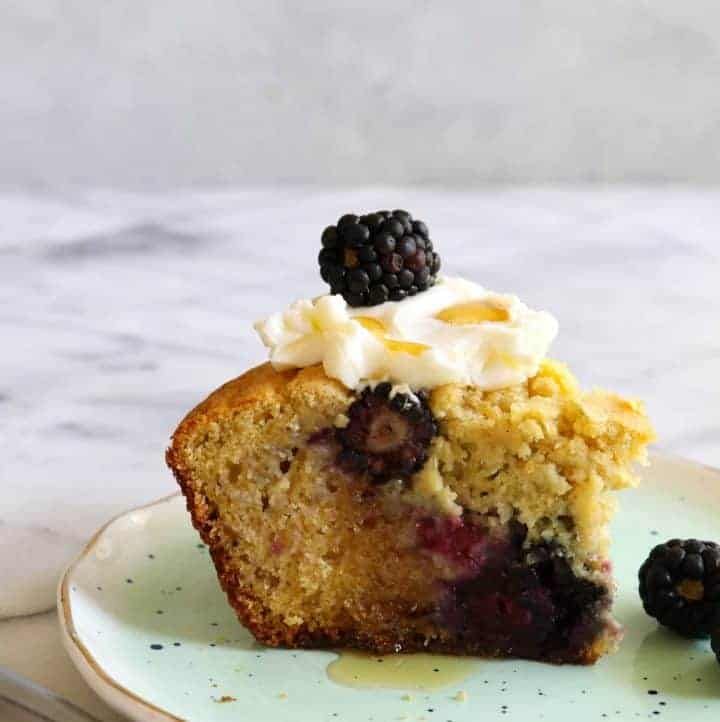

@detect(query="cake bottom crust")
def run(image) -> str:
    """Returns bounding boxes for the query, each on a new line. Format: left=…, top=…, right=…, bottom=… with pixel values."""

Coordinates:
left=254, top=626, right=615, bottom=666
left=215, top=555, right=617, bottom=666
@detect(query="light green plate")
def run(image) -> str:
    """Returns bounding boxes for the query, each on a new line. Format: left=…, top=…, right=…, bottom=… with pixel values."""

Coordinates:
left=59, top=454, right=720, bottom=721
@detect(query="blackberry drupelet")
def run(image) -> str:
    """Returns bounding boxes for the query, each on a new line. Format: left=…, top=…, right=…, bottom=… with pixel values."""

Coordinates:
left=318, top=210, right=442, bottom=307
left=336, top=384, right=437, bottom=483
left=638, top=538, right=720, bottom=637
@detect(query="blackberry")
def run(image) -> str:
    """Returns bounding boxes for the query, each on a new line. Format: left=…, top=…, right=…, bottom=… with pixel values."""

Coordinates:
left=367, top=284, right=389, bottom=306
left=375, top=233, right=395, bottom=254
left=347, top=269, right=370, bottom=293
left=336, top=384, right=437, bottom=483
left=712, top=627, right=720, bottom=664
left=638, top=538, right=720, bottom=637
left=318, top=210, right=442, bottom=306
left=396, top=236, right=416, bottom=258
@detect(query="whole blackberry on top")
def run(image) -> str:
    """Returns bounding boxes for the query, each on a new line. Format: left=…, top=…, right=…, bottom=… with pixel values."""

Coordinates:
left=318, top=210, right=442, bottom=307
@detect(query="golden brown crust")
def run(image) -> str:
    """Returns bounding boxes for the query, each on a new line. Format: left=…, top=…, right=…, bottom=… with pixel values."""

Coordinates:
left=169, top=365, right=281, bottom=644
left=167, top=361, right=651, bottom=665
left=170, top=363, right=297, bottom=445
left=167, top=363, right=354, bottom=648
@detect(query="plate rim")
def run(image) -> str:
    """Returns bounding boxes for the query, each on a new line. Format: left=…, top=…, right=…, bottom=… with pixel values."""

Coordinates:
left=57, top=454, right=720, bottom=722
left=58, top=493, right=184, bottom=722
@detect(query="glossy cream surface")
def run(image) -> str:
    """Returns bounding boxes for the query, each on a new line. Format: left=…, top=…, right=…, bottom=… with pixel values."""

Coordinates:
left=254, top=276, right=558, bottom=390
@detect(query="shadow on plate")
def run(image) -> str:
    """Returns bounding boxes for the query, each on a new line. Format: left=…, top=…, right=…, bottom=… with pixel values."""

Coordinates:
left=633, top=627, right=720, bottom=700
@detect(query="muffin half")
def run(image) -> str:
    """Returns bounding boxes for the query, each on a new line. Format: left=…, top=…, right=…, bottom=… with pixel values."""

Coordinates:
left=167, top=210, right=654, bottom=665
left=167, top=359, right=652, bottom=664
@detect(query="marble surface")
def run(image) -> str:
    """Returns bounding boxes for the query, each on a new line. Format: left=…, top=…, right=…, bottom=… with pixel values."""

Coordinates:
left=0, top=612, right=125, bottom=721
left=0, top=187, right=718, bottom=715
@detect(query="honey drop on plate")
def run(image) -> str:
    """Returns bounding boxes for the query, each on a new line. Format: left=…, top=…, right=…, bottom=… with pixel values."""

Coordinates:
left=327, top=651, right=479, bottom=690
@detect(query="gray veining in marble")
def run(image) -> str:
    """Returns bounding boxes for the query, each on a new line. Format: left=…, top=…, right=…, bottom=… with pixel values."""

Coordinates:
left=1, top=187, right=719, bottom=619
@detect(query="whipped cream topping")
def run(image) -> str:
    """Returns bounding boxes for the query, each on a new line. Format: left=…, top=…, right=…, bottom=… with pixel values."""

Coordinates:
left=254, top=277, right=558, bottom=391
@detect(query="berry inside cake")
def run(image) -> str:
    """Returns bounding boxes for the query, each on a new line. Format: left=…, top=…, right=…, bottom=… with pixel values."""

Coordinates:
left=167, top=210, right=655, bottom=665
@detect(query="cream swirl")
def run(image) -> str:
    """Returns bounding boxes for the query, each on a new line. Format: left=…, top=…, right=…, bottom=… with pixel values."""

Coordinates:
left=254, top=276, right=558, bottom=391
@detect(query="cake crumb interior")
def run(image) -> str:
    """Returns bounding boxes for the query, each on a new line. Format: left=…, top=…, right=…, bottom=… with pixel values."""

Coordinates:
left=167, top=360, right=654, bottom=662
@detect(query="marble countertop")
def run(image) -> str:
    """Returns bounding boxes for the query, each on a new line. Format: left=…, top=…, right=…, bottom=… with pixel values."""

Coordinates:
left=1, top=187, right=719, bottom=717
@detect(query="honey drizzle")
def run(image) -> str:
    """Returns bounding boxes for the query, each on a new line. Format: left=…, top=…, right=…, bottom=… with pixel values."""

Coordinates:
left=327, top=651, right=479, bottom=690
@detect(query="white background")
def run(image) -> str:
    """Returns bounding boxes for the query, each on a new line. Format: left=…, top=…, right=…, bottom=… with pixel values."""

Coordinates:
left=3, top=0, right=720, bottom=187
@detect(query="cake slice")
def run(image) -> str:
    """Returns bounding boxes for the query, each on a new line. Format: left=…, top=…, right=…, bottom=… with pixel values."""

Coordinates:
left=167, top=209, right=654, bottom=665
left=167, top=359, right=652, bottom=664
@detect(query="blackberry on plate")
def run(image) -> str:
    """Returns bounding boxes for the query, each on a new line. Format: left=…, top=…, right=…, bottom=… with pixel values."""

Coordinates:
left=318, top=209, right=442, bottom=307
left=336, top=384, right=437, bottom=483
left=638, top=538, right=720, bottom=637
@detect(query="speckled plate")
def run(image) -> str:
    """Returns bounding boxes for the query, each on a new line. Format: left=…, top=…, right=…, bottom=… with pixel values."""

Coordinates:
left=59, top=454, right=720, bottom=722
